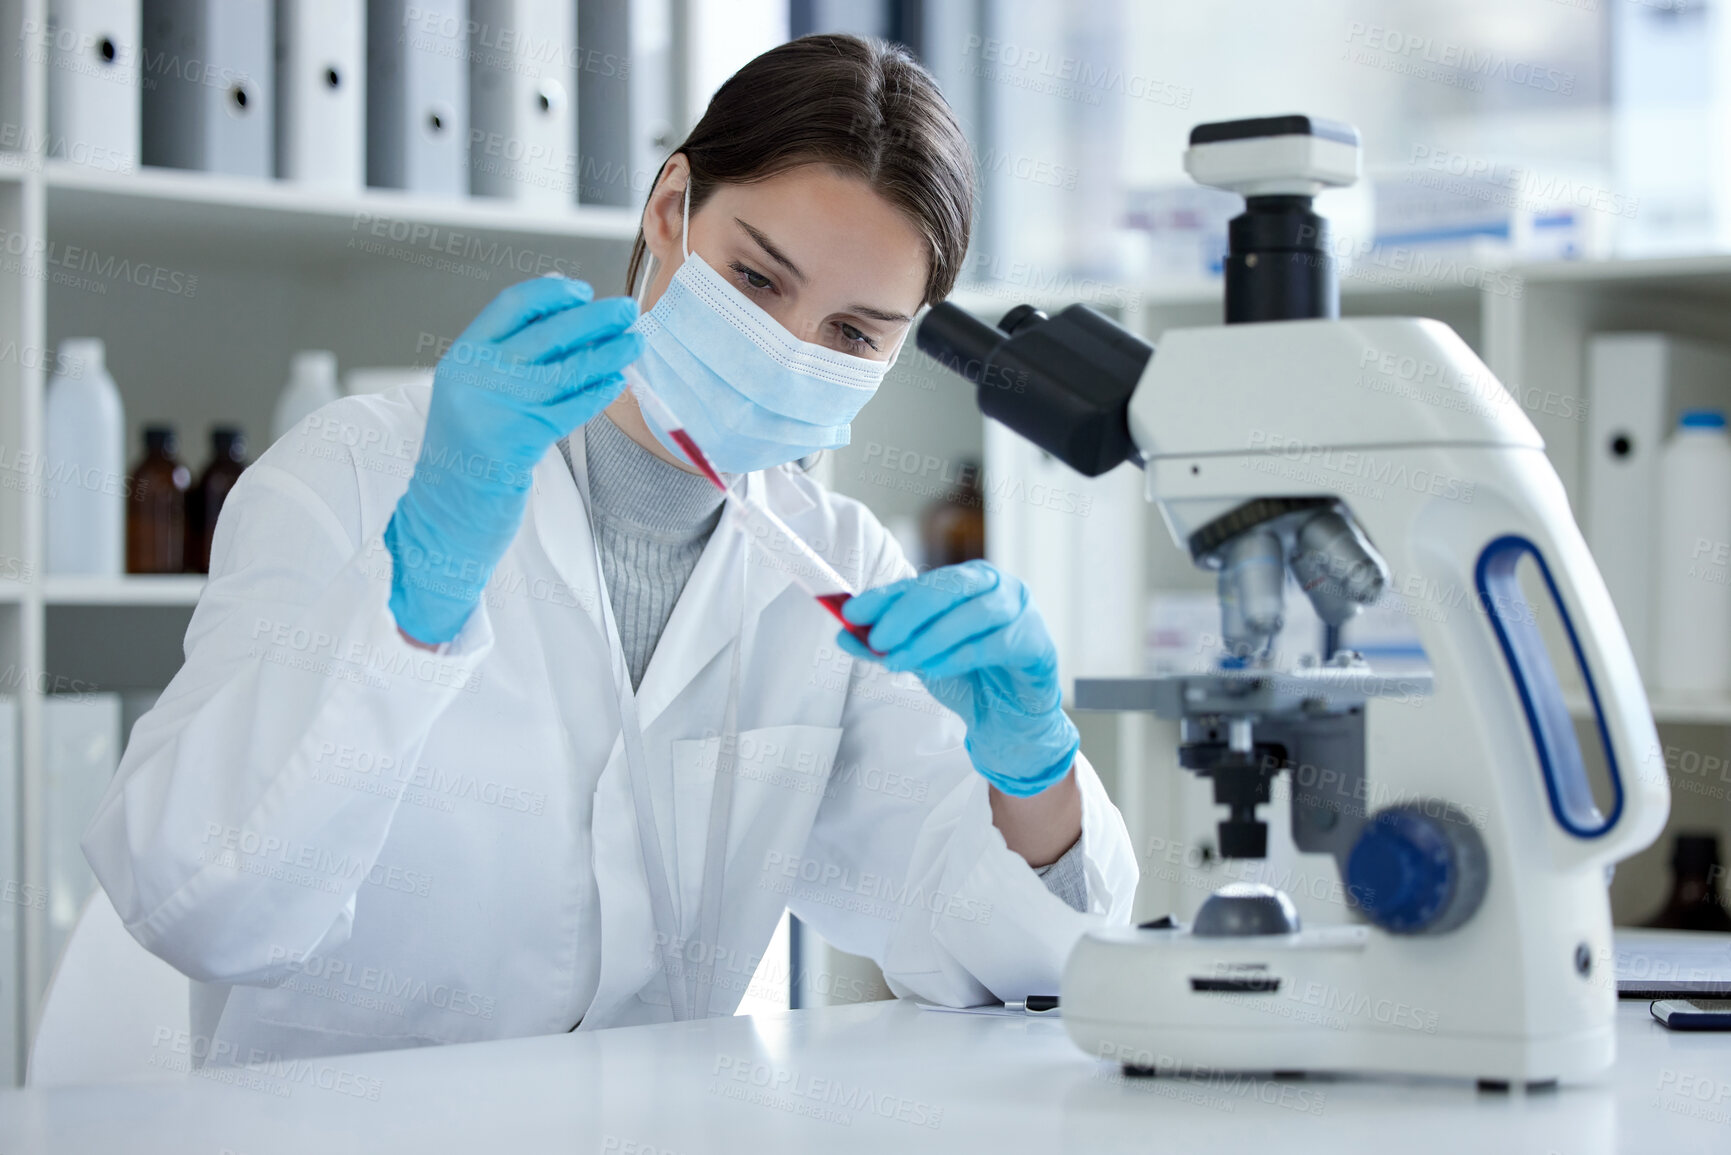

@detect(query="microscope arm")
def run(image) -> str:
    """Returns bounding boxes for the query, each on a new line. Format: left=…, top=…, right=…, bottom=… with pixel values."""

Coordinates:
left=918, top=302, right=1666, bottom=869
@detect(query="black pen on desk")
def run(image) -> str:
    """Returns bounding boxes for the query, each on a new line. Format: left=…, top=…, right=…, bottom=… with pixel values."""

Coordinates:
left=1006, top=995, right=1059, bottom=1015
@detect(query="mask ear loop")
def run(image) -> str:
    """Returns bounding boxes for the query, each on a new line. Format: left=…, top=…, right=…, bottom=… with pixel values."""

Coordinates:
left=634, top=252, right=655, bottom=313
left=634, top=177, right=693, bottom=313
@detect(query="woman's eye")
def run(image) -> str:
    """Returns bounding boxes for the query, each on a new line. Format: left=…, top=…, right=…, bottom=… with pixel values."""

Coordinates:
left=838, top=323, right=879, bottom=352
left=730, top=261, right=773, bottom=292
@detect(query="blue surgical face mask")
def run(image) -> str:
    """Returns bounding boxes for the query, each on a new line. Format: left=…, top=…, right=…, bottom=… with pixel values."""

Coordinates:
left=625, top=181, right=907, bottom=474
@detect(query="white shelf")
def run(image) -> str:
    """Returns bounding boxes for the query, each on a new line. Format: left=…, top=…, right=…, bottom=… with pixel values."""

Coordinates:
left=951, top=263, right=1501, bottom=319
left=1515, top=249, right=1731, bottom=287
left=43, top=576, right=206, bottom=607
left=953, top=250, right=1731, bottom=325
left=1565, top=689, right=1731, bottom=726
left=44, top=159, right=640, bottom=238
left=39, top=160, right=641, bottom=269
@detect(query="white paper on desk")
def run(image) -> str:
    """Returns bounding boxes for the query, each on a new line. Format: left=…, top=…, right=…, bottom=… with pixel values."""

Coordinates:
left=1615, top=930, right=1731, bottom=991
left=916, top=1003, right=1058, bottom=1018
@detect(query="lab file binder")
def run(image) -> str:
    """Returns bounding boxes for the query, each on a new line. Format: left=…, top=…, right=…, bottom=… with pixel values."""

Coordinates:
left=578, top=0, right=671, bottom=207
left=275, top=0, right=365, bottom=190
left=468, top=0, right=576, bottom=207
left=368, top=0, right=469, bottom=197
left=140, top=0, right=273, bottom=177
left=44, top=693, right=121, bottom=977
left=46, top=0, right=142, bottom=172
left=1584, top=333, right=1731, bottom=678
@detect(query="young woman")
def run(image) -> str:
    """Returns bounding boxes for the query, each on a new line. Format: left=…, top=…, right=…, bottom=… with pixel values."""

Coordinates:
left=85, top=34, right=1136, bottom=1063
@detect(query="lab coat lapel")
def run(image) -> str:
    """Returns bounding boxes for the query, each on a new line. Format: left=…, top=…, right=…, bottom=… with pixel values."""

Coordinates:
left=530, top=434, right=664, bottom=1029
left=540, top=452, right=808, bottom=1028
left=631, top=470, right=800, bottom=732
left=584, top=472, right=805, bottom=1027
left=526, top=436, right=608, bottom=641
left=586, top=730, right=662, bottom=1027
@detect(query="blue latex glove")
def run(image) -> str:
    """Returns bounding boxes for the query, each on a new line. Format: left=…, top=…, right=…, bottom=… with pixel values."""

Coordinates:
left=837, top=560, right=1079, bottom=797
left=385, top=277, right=643, bottom=644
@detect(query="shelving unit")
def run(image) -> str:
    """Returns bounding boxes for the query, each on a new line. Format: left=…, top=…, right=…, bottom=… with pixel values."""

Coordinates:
left=0, top=1, right=659, bottom=1080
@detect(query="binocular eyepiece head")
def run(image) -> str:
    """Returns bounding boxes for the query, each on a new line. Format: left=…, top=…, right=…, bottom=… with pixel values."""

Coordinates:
left=914, top=301, right=1152, bottom=478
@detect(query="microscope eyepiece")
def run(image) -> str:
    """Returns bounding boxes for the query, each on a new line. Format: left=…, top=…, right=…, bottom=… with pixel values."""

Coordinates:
left=997, top=303, right=1049, bottom=335
left=915, top=301, right=1152, bottom=478
left=914, top=303, right=1005, bottom=387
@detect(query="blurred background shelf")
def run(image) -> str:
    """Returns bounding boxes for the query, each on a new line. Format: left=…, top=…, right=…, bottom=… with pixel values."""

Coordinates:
left=41, top=576, right=205, bottom=607
left=1566, top=689, right=1731, bottom=727
left=1517, top=251, right=1731, bottom=291
left=37, top=171, right=642, bottom=486
left=43, top=159, right=642, bottom=258
left=951, top=265, right=1492, bottom=320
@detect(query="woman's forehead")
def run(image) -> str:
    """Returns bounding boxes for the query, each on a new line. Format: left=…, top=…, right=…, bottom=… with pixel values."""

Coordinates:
left=703, top=167, right=929, bottom=311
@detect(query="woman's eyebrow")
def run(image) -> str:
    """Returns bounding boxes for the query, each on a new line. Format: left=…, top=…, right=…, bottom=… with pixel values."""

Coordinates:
left=734, top=217, right=807, bottom=282
left=849, top=303, right=914, bottom=324
left=733, top=216, right=914, bottom=324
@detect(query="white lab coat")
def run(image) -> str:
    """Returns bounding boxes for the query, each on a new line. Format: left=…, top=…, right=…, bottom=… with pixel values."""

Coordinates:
left=84, top=383, right=1138, bottom=1063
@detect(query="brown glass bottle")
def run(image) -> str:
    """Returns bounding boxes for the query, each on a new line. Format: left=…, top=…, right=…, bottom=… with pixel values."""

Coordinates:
left=920, top=459, right=987, bottom=568
left=184, top=427, right=247, bottom=574
left=126, top=426, right=191, bottom=574
left=1641, top=833, right=1731, bottom=933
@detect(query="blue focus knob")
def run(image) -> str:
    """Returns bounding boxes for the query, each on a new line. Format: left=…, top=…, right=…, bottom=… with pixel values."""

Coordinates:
left=1346, top=804, right=1488, bottom=935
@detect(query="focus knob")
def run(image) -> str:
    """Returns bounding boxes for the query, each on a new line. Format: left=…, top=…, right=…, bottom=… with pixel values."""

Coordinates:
left=1346, top=803, right=1488, bottom=934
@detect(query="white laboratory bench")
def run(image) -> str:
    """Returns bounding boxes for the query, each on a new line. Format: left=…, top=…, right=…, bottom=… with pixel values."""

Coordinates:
left=0, top=998, right=1725, bottom=1154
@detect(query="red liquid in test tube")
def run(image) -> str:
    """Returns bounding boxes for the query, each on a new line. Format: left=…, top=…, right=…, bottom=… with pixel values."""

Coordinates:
left=668, top=428, right=726, bottom=492
left=815, top=591, right=876, bottom=650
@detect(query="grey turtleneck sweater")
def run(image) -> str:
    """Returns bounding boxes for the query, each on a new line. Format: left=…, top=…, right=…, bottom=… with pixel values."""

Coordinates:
left=564, top=416, right=1089, bottom=914
left=572, top=414, right=725, bottom=689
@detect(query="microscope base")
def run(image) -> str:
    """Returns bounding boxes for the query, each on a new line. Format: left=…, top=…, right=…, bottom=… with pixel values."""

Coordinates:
left=1061, top=924, right=1616, bottom=1083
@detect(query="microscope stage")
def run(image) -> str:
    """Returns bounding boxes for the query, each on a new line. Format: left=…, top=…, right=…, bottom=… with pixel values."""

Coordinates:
left=1075, top=668, right=1433, bottom=718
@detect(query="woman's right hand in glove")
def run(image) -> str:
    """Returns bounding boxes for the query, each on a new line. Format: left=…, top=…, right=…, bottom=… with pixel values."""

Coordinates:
left=385, top=277, right=643, bottom=645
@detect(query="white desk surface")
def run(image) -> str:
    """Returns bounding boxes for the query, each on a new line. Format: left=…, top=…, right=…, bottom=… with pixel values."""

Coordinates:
left=1, top=999, right=1726, bottom=1154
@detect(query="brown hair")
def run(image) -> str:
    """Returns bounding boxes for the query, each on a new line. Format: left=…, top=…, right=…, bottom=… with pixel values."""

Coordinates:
left=626, top=33, right=974, bottom=308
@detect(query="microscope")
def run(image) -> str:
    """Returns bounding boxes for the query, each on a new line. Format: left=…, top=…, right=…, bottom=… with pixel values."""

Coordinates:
left=917, top=116, right=1669, bottom=1085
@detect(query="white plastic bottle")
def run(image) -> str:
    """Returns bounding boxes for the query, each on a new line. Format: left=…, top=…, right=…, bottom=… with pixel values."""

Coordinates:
left=45, top=338, right=126, bottom=576
left=270, top=350, right=342, bottom=443
left=1655, top=409, right=1731, bottom=695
